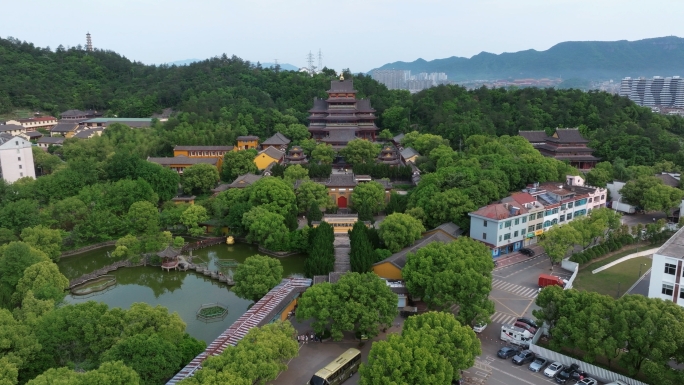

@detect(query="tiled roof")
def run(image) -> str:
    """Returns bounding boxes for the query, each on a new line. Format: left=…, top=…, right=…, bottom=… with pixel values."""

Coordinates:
left=374, top=232, right=454, bottom=270
left=60, top=109, right=86, bottom=117
left=174, top=145, right=234, bottom=151
left=510, top=192, right=537, bottom=205
left=24, top=131, right=43, bottom=138
left=38, top=136, right=65, bottom=144
left=262, top=132, right=291, bottom=146
left=427, top=222, right=463, bottom=239
left=226, top=174, right=263, bottom=188
left=400, top=147, right=420, bottom=159
left=157, top=246, right=180, bottom=259
left=355, top=99, right=375, bottom=112
left=0, top=124, right=24, bottom=132
left=656, top=173, right=680, bottom=188
left=257, top=147, right=285, bottom=160
left=536, top=143, right=593, bottom=153
left=328, top=79, right=356, bottom=93
left=518, top=130, right=549, bottom=143
left=548, top=154, right=600, bottom=161
left=325, top=174, right=357, bottom=187
left=50, top=123, right=79, bottom=133
left=171, top=196, right=197, bottom=202
left=322, top=129, right=357, bottom=142
left=147, top=155, right=219, bottom=166
left=167, top=278, right=311, bottom=384
left=470, top=203, right=528, bottom=220
left=237, top=135, right=259, bottom=140
left=18, top=117, right=56, bottom=123
left=393, top=133, right=405, bottom=143
left=547, top=128, right=589, bottom=144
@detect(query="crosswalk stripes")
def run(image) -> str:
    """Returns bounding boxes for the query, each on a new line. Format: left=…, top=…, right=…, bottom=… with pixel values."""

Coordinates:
left=489, top=311, right=517, bottom=325
left=491, top=278, right=539, bottom=298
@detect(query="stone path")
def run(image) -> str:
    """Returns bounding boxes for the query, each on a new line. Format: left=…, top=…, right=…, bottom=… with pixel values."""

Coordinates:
left=334, top=234, right=351, bottom=272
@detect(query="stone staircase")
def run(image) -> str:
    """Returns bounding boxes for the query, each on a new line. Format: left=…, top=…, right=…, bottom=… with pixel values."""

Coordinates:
left=334, top=234, right=351, bottom=272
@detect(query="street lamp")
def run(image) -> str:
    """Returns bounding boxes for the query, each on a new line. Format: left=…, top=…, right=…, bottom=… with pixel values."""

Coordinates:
left=638, top=263, right=647, bottom=278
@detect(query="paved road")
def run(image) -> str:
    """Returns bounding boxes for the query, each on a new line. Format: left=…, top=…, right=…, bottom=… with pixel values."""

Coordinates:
left=620, top=211, right=667, bottom=226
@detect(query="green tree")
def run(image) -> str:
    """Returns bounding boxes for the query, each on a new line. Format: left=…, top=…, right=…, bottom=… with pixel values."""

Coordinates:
left=380, top=106, right=409, bottom=132
left=232, top=255, right=284, bottom=302
left=27, top=361, right=140, bottom=385
left=349, top=221, right=374, bottom=273
left=339, top=139, right=380, bottom=165
left=282, top=123, right=310, bottom=142
left=307, top=201, right=323, bottom=226
left=0, top=199, right=40, bottom=234
left=403, top=239, right=495, bottom=326
left=31, top=147, right=63, bottom=175
left=303, top=222, right=335, bottom=277
left=0, top=229, right=17, bottom=246
left=378, top=213, right=425, bottom=253
left=125, top=201, right=159, bottom=235
left=101, top=334, right=182, bottom=385
left=173, top=236, right=185, bottom=249
left=378, top=129, right=394, bottom=140
left=296, top=181, right=330, bottom=213
left=182, top=163, right=220, bottom=195
left=350, top=181, right=385, bottom=216
left=248, top=177, right=297, bottom=217
left=422, top=188, right=477, bottom=230
left=221, top=150, right=258, bottom=182
left=299, top=138, right=317, bottom=156
left=0, top=308, right=41, bottom=378
left=40, top=197, right=88, bottom=231
left=297, top=272, right=398, bottom=341
left=11, top=261, right=69, bottom=306
left=242, top=207, right=289, bottom=251
left=19, top=225, right=62, bottom=262
left=539, top=224, right=582, bottom=265
left=180, top=321, right=298, bottom=385
left=401, top=132, right=449, bottom=156
left=311, top=143, right=335, bottom=164
left=160, top=202, right=191, bottom=229
left=283, top=164, right=309, bottom=184
left=585, top=162, right=613, bottom=188
left=0, top=242, right=50, bottom=308
left=180, top=205, right=209, bottom=236
left=136, top=161, right=181, bottom=202
left=0, top=356, right=18, bottom=385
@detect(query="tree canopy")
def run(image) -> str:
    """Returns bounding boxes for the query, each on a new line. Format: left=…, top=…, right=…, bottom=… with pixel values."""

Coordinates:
left=232, top=255, right=283, bottom=302
left=378, top=213, right=425, bottom=253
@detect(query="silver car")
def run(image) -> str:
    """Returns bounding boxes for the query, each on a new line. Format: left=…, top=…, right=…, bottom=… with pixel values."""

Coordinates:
left=577, top=378, right=598, bottom=385
left=544, top=362, right=564, bottom=378
left=529, top=357, right=548, bottom=372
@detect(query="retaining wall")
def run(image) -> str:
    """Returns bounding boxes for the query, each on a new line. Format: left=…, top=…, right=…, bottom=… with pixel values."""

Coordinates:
left=561, top=259, right=579, bottom=290
left=529, top=343, right=647, bottom=385
left=60, top=241, right=117, bottom=258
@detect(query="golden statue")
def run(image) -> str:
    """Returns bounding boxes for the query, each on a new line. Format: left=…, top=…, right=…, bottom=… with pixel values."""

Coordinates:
left=340, top=72, right=344, bottom=81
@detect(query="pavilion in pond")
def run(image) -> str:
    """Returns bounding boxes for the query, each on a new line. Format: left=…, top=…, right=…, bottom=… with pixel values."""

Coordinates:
left=158, top=246, right=181, bottom=271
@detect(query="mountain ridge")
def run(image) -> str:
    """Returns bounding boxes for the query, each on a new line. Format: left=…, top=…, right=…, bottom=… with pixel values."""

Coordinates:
left=372, top=36, right=684, bottom=81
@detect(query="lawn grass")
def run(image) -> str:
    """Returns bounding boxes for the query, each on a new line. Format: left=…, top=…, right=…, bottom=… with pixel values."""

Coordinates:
left=573, top=256, right=652, bottom=298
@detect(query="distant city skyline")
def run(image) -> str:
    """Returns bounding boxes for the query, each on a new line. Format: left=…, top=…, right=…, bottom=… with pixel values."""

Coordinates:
left=3, top=0, right=684, bottom=72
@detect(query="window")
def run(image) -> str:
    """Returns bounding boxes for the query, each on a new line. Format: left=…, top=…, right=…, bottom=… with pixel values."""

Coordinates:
left=552, top=208, right=559, bottom=214
left=522, top=217, right=527, bottom=223
left=529, top=214, right=536, bottom=221
left=601, top=195, right=605, bottom=200
left=499, top=223, right=503, bottom=229
left=589, top=198, right=593, bottom=203
left=662, top=284, right=674, bottom=296
left=514, top=230, right=519, bottom=237
left=503, top=233, right=511, bottom=240
left=17, top=157, right=20, bottom=161
left=543, top=221, right=551, bottom=227
left=483, top=233, right=487, bottom=240
left=680, top=289, right=684, bottom=300
left=18, top=165, right=22, bottom=169
left=567, top=212, right=573, bottom=220
left=561, top=204, right=567, bottom=210
left=560, top=215, right=565, bottom=222
left=528, top=226, right=535, bottom=232
left=19, top=172, right=23, bottom=177
left=665, top=263, right=677, bottom=275
left=483, top=220, right=488, bottom=227
left=15, top=141, right=18, bottom=145
left=499, top=235, right=502, bottom=242
left=537, top=212, right=543, bottom=219
left=505, top=221, right=511, bottom=228
left=536, top=223, right=543, bottom=230
left=514, top=219, right=520, bottom=225
left=568, top=202, right=574, bottom=208
left=545, top=210, right=552, bottom=216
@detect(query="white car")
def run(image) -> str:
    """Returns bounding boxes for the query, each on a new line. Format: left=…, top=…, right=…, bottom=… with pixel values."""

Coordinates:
left=543, top=361, right=564, bottom=378
left=577, top=379, right=598, bottom=385
left=472, top=323, right=488, bottom=333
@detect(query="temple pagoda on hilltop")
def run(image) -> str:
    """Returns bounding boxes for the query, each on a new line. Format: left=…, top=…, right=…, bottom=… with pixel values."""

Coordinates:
left=308, top=77, right=379, bottom=149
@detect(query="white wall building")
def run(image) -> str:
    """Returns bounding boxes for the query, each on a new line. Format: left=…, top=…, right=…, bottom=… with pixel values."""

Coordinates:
left=0, top=135, right=36, bottom=183
left=648, top=226, right=684, bottom=305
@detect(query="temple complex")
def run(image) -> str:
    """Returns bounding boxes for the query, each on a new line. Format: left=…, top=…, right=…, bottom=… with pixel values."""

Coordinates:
left=308, top=77, right=379, bottom=149
left=519, top=128, right=599, bottom=170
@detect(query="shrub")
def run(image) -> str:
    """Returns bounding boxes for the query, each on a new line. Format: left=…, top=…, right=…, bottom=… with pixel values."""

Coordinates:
left=149, top=255, right=162, bottom=265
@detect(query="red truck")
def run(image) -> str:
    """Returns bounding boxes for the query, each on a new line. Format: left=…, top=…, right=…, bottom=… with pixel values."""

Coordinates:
left=538, top=274, right=565, bottom=288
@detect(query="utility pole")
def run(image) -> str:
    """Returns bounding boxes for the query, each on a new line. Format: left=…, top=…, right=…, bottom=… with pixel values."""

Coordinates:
left=306, top=51, right=316, bottom=75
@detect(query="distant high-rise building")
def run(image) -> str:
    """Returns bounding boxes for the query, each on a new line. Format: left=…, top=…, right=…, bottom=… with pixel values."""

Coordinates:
left=620, top=76, right=684, bottom=107
left=86, top=32, right=93, bottom=52
left=372, top=69, right=409, bottom=90
left=372, top=69, right=449, bottom=92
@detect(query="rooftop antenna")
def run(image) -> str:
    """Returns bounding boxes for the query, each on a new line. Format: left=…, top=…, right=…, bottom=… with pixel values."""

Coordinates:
left=306, top=51, right=316, bottom=74
left=318, top=49, right=323, bottom=71
left=86, top=32, right=93, bottom=52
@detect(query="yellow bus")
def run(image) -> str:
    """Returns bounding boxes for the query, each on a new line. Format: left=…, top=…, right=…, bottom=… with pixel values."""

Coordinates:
left=308, top=348, right=361, bottom=385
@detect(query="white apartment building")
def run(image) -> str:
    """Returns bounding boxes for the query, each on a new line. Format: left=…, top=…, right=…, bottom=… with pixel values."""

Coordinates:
left=469, top=176, right=606, bottom=257
left=619, top=76, right=684, bottom=108
left=648, top=226, right=684, bottom=305
left=0, top=135, right=36, bottom=182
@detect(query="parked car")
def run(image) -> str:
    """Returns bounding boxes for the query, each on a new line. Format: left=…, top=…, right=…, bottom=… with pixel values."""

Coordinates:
left=571, top=370, right=589, bottom=382
left=514, top=321, right=537, bottom=334
left=529, top=357, right=548, bottom=372
left=472, top=322, right=488, bottom=333
left=577, top=378, right=598, bottom=385
left=555, top=363, right=580, bottom=384
left=512, top=350, right=535, bottom=365
left=520, top=248, right=535, bottom=256
left=605, top=381, right=628, bottom=385
left=497, top=346, right=520, bottom=359
left=544, top=362, right=564, bottom=378
left=516, top=317, right=538, bottom=329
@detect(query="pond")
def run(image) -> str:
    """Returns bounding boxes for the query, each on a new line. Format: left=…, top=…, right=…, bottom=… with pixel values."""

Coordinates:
left=58, top=242, right=307, bottom=344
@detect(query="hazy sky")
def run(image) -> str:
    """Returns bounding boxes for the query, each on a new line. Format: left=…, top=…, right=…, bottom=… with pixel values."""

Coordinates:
left=3, top=0, right=683, bottom=72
